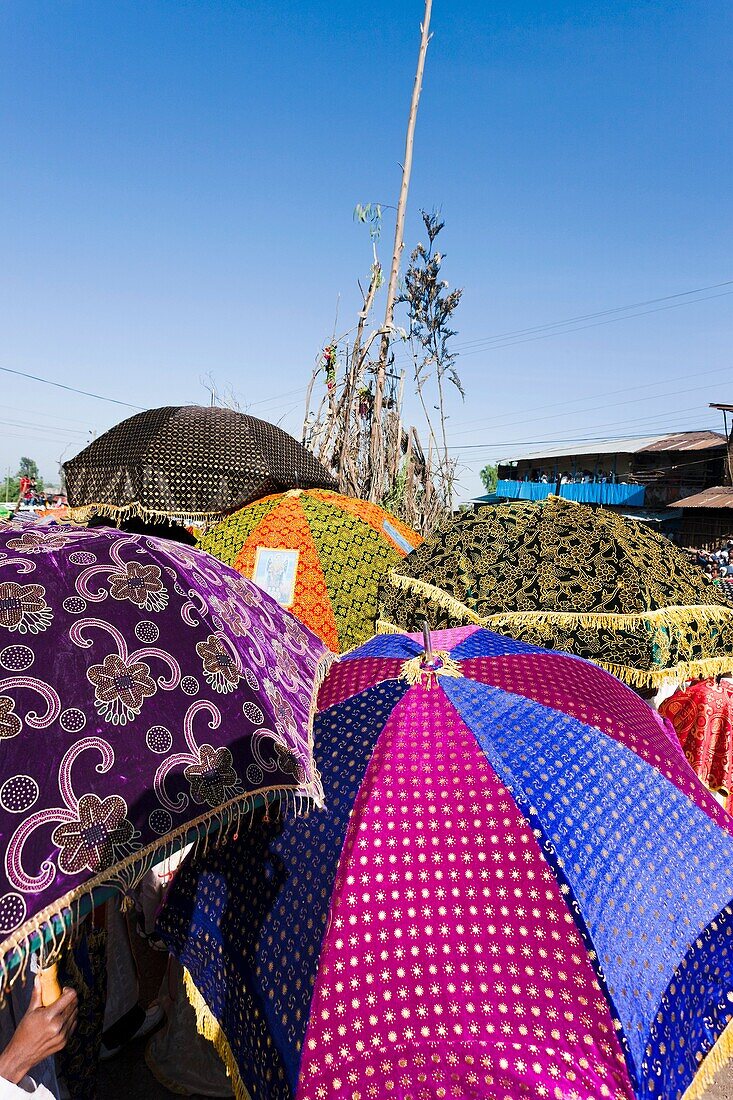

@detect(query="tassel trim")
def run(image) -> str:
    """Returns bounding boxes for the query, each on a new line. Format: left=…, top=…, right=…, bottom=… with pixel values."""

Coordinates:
left=399, top=652, right=463, bottom=688
left=68, top=501, right=226, bottom=531
left=181, top=968, right=251, bottom=1100
left=386, top=570, right=733, bottom=632
left=384, top=573, right=483, bottom=624
left=482, top=604, right=733, bottom=631
left=377, top=619, right=733, bottom=690
left=0, top=776, right=324, bottom=997
left=592, top=655, right=733, bottom=689
left=682, top=1013, right=733, bottom=1100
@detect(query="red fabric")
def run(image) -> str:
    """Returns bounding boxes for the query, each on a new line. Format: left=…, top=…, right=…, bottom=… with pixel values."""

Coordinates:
left=660, top=679, right=733, bottom=795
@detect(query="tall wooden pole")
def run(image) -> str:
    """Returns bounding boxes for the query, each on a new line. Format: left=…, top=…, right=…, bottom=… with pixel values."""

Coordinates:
left=368, top=0, right=433, bottom=502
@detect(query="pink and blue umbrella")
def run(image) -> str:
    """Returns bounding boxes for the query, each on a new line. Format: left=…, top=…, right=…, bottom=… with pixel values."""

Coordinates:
left=159, top=626, right=733, bottom=1100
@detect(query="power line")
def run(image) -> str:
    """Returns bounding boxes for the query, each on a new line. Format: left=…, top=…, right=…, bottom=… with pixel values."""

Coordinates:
left=0, top=366, right=144, bottom=411
left=451, top=382, right=732, bottom=440
left=443, top=364, right=733, bottom=434
left=442, top=290, right=733, bottom=360
left=447, top=401, right=725, bottom=456
left=453, top=414, right=722, bottom=453
left=450, top=279, right=733, bottom=352
left=391, top=287, right=733, bottom=371
left=450, top=422, right=721, bottom=453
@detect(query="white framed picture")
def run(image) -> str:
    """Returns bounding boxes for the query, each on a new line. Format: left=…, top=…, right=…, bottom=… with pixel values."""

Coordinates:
left=252, top=547, right=299, bottom=608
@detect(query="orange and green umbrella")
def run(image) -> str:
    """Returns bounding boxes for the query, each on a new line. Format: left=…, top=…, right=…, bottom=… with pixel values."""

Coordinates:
left=198, top=489, right=421, bottom=652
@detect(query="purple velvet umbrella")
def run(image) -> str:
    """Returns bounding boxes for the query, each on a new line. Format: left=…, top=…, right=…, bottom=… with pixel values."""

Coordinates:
left=0, top=522, right=331, bottom=991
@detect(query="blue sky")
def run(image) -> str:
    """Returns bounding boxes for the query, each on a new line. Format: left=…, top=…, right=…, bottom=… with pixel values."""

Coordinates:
left=0, top=0, right=730, bottom=499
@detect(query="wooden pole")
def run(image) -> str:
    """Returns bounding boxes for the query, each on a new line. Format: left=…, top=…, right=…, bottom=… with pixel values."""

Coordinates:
left=369, top=0, right=433, bottom=502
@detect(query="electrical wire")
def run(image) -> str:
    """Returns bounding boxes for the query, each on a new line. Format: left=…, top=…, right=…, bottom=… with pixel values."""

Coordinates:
left=448, top=279, right=733, bottom=352
left=0, top=366, right=144, bottom=411
left=438, top=364, right=733, bottom=434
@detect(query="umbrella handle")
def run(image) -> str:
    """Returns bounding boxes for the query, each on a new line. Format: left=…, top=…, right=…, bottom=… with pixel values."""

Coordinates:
left=39, top=963, right=61, bottom=1007
left=422, top=620, right=432, bottom=663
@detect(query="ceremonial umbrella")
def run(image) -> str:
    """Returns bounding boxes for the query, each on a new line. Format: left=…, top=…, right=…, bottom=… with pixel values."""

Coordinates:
left=378, top=494, right=733, bottom=689
left=63, top=405, right=336, bottom=528
left=0, top=523, right=331, bottom=993
left=158, top=627, right=733, bottom=1100
left=198, top=488, right=421, bottom=652
left=660, top=678, right=733, bottom=802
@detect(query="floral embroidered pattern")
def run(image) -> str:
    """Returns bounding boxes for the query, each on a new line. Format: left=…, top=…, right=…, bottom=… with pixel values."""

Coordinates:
left=272, top=741, right=304, bottom=783
left=0, top=583, right=53, bottom=635
left=6, top=530, right=71, bottom=554
left=0, top=523, right=326, bottom=958
left=184, top=744, right=238, bottom=807
left=87, top=653, right=157, bottom=725
left=51, top=793, right=135, bottom=874
left=196, top=635, right=241, bottom=694
left=265, top=680, right=295, bottom=734
left=0, top=697, right=22, bottom=740
left=108, top=561, right=168, bottom=612
left=214, top=597, right=250, bottom=637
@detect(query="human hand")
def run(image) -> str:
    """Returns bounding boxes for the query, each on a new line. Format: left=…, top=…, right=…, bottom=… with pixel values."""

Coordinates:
left=0, top=979, right=78, bottom=1085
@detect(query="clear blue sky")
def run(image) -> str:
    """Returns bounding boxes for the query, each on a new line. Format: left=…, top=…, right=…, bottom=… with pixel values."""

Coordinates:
left=0, top=0, right=730, bottom=499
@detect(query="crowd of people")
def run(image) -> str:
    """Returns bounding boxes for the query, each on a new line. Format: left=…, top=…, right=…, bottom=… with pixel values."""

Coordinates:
left=519, top=468, right=618, bottom=484
left=691, top=541, right=733, bottom=581
left=16, top=478, right=67, bottom=511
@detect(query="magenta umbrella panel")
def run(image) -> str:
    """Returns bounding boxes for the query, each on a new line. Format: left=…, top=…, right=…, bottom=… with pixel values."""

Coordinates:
left=0, top=523, right=331, bottom=991
left=160, top=627, right=733, bottom=1100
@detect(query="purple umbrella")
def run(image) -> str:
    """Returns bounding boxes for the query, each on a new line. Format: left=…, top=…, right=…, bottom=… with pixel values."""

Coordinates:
left=0, top=523, right=331, bottom=992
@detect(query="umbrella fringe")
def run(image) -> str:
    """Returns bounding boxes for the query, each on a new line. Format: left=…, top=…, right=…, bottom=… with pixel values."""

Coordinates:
left=377, top=615, right=733, bottom=690
left=385, top=571, right=733, bottom=632
left=68, top=501, right=224, bottom=530
left=682, top=1014, right=733, bottom=1100
left=593, top=655, right=733, bottom=689
left=383, top=572, right=483, bottom=624
left=181, top=968, right=250, bottom=1100
left=481, top=604, right=733, bottom=630
left=0, top=781, right=322, bottom=1000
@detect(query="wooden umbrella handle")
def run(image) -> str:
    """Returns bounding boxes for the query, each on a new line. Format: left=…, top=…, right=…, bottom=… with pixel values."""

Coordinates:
left=39, top=963, right=61, bottom=1006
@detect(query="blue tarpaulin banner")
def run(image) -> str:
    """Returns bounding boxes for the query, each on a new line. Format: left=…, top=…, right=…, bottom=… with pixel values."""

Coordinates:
left=496, top=480, right=646, bottom=507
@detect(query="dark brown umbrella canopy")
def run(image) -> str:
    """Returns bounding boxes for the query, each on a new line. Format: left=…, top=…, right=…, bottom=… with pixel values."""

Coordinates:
left=64, top=405, right=336, bottom=525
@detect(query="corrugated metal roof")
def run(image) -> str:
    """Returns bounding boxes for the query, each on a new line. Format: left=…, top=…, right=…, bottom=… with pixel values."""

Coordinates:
left=672, top=487, right=733, bottom=509
left=499, top=431, right=726, bottom=465
left=641, top=431, right=727, bottom=452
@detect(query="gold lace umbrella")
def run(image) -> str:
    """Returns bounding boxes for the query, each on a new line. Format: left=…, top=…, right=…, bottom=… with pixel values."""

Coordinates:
left=377, top=495, right=733, bottom=689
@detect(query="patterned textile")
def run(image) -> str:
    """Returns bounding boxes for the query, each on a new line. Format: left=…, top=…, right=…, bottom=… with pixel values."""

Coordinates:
left=377, top=495, right=733, bottom=688
left=56, top=924, right=108, bottom=1100
left=64, top=405, right=336, bottom=527
left=159, top=628, right=733, bottom=1100
left=0, top=524, right=331, bottom=994
left=198, top=489, right=421, bottom=652
left=660, top=678, right=733, bottom=796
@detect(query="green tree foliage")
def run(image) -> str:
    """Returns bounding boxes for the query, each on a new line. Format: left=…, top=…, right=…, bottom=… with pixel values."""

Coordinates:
left=19, top=457, right=39, bottom=479
left=480, top=463, right=498, bottom=494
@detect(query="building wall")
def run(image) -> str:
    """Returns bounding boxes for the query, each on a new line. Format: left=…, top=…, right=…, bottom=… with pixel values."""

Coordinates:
left=679, top=510, right=733, bottom=550
left=497, top=450, right=725, bottom=509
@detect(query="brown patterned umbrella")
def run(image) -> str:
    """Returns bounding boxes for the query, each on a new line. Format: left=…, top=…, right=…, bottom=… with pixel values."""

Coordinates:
left=64, top=405, right=336, bottom=526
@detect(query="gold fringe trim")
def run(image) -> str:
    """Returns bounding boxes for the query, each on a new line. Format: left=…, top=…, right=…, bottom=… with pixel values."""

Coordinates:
left=386, top=569, right=733, bottom=632
left=376, top=619, right=733, bottom=689
left=384, top=572, right=483, bottom=624
left=399, top=652, right=463, bottom=688
left=375, top=618, right=402, bottom=635
left=0, top=780, right=322, bottom=997
left=482, top=604, right=733, bottom=631
left=68, top=501, right=225, bottom=530
left=182, top=968, right=251, bottom=1100
left=682, top=1014, right=733, bottom=1100
left=592, top=655, right=733, bottom=689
